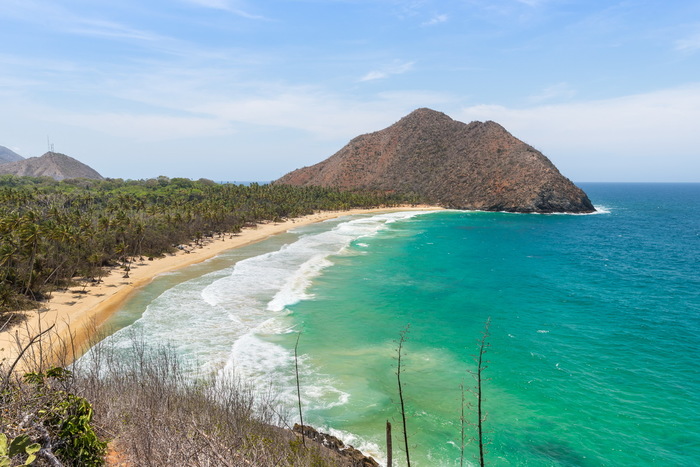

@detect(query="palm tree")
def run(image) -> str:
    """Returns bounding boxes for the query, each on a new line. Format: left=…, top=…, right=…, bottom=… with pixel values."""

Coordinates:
left=18, top=214, right=41, bottom=296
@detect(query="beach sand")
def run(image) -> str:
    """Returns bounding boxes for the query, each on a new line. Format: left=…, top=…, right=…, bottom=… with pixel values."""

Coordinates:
left=0, top=206, right=440, bottom=371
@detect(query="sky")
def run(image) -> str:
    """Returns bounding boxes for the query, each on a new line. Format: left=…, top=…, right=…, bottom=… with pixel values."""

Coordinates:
left=1, top=0, right=699, bottom=182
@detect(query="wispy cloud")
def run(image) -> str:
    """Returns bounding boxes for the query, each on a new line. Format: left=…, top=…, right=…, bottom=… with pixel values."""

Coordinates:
left=66, top=18, right=163, bottom=42
left=182, top=0, right=267, bottom=20
left=5, top=55, right=448, bottom=142
left=457, top=84, right=700, bottom=180
left=515, top=0, right=549, bottom=7
left=359, top=60, right=415, bottom=82
left=675, top=32, right=700, bottom=52
left=528, top=83, right=577, bottom=103
left=188, top=89, right=422, bottom=140
left=2, top=0, right=178, bottom=52
left=422, top=14, right=448, bottom=26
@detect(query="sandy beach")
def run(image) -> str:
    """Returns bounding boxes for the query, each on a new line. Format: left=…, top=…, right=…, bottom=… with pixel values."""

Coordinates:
left=0, top=206, right=440, bottom=371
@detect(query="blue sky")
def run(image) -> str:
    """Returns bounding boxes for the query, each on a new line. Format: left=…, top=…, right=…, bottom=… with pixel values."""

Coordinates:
left=1, top=0, right=699, bottom=182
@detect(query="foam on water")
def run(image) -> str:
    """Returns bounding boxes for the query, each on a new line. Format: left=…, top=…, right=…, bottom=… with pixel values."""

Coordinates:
left=220, top=332, right=351, bottom=412
left=538, top=205, right=611, bottom=216
left=213, top=211, right=429, bottom=408
left=267, top=255, right=333, bottom=311
left=85, top=210, right=430, bottom=428
left=320, top=425, right=385, bottom=465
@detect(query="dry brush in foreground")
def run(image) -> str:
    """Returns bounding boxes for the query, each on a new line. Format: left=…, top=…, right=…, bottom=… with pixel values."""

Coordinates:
left=1, top=327, right=371, bottom=466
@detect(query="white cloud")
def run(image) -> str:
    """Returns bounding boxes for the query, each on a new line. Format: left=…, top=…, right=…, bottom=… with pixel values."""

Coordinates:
left=60, top=112, right=232, bottom=142
left=67, top=18, right=163, bottom=42
left=2, top=1, right=181, bottom=53
left=360, top=71, right=388, bottom=81
left=190, top=93, right=399, bottom=140
left=422, top=14, right=448, bottom=26
left=675, top=32, right=700, bottom=52
left=359, top=60, right=415, bottom=82
left=516, top=0, right=546, bottom=6
left=182, top=0, right=267, bottom=20
left=185, top=0, right=229, bottom=8
left=3, top=95, right=232, bottom=143
left=528, top=82, right=577, bottom=103
left=457, top=84, right=700, bottom=181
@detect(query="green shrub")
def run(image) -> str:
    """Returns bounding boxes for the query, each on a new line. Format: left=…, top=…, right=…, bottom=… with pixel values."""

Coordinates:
left=0, top=433, right=40, bottom=466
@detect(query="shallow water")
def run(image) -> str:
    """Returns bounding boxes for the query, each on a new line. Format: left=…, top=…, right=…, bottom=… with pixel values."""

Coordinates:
left=95, top=183, right=700, bottom=466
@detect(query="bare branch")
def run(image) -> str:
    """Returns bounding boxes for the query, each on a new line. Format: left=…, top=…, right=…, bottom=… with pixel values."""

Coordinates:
left=396, top=324, right=411, bottom=467
left=3, top=323, right=56, bottom=387
left=294, top=331, right=305, bottom=447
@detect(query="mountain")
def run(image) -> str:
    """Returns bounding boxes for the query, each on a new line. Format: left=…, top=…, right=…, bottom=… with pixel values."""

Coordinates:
left=0, top=145, right=25, bottom=164
left=275, top=108, right=594, bottom=213
left=0, top=152, right=104, bottom=181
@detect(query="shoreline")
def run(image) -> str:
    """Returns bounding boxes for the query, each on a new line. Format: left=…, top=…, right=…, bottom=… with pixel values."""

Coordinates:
left=0, top=206, right=441, bottom=370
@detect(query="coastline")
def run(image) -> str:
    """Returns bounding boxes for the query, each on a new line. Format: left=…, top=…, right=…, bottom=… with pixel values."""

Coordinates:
left=0, top=206, right=441, bottom=370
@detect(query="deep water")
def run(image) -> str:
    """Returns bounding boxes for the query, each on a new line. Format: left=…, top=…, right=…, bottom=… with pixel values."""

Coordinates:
left=97, top=183, right=700, bottom=466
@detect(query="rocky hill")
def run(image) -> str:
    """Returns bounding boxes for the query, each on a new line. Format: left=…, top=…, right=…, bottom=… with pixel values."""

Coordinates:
left=276, top=108, right=594, bottom=213
left=0, top=152, right=104, bottom=181
left=0, top=145, right=24, bottom=164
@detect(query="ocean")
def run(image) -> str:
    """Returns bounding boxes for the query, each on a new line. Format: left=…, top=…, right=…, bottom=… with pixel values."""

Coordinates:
left=94, top=183, right=700, bottom=466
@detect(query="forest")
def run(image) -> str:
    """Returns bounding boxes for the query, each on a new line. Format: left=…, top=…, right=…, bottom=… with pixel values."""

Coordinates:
left=0, top=174, right=421, bottom=316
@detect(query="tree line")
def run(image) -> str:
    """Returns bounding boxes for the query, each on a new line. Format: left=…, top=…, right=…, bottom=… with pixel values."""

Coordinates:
left=0, top=175, right=422, bottom=316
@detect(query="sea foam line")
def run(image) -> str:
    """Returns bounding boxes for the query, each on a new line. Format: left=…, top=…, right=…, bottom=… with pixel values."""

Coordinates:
left=216, top=211, right=430, bottom=410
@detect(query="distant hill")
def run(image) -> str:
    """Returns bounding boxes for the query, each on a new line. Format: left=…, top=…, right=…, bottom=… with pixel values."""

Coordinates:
left=275, top=108, right=594, bottom=213
left=0, top=145, right=25, bottom=164
left=0, top=152, right=104, bottom=181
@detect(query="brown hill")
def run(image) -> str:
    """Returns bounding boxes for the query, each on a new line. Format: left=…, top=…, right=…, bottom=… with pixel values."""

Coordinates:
left=0, top=145, right=24, bottom=164
left=0, top=152, right=104, bottom=181
left=276, top=108, right=594, bottom=213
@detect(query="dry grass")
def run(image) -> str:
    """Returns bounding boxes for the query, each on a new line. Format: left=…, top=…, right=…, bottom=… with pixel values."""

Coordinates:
left=1, top=326, right=352, bottom=466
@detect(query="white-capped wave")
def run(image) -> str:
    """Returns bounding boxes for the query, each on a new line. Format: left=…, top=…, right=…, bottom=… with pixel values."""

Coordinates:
left=267, top=255, right=333, bottom=311
left=213, top=211, right=430, bottom=419
left=545, top=204, right=611, bottom=216
left=321, top=426, right=385, bottom=465
left=221, top=331, right=350, bottom=412
left=203, top=210, right=429, bottom=317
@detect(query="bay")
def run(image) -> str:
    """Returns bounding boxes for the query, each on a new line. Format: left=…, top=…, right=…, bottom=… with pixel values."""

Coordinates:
left=97, top=183, right=700, bottom=466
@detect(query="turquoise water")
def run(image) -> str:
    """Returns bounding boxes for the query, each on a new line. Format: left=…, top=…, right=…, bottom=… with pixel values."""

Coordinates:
left=95, top=183, right=700, bottom=466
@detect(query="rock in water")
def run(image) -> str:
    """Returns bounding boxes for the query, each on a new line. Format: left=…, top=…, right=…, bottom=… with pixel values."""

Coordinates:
left=276, top=108, right=594, bottom=213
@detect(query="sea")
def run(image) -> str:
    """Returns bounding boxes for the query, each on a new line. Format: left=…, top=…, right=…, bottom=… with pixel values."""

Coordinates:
left=92, top=183, right=700, bottom=466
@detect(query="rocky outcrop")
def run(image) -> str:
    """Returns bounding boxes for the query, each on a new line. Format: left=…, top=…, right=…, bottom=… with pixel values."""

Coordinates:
left=293, top=424, right=380, bottom=467
left=276, top=108, right=594, bottom=213
left=0, top=145, right=24, bottom=164
left=0, top=152, right=103, bottom=181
